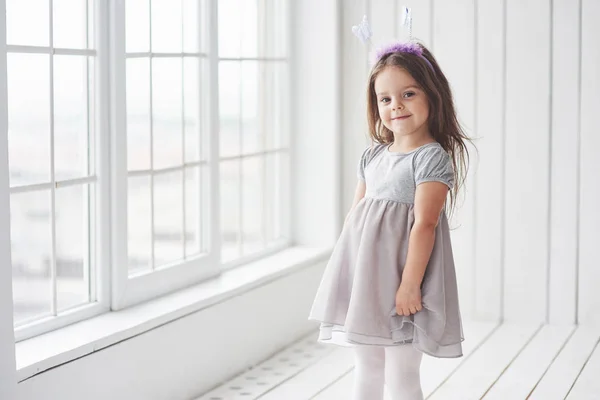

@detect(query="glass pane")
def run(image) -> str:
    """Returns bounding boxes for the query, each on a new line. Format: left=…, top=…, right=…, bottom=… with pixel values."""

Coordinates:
left=7, top=54, right=51, bottom=187
left=241, top=61, right=260, bottom=154
left=126, top=0, right=150, bottom=53
left=6, top=0, right=49, bottom=46
left=56, top=184, right=91, bottom=311
left=262, top=0, right=288, bottom=58
left=182, top=0, right=199, bottom=53
left=127, top=58, right=151, bottom=171
left=54, top=55, right=90, bottom=181
left=184, top=58, right=200, bottom=163
left=154, top=171, right=184, bottom=266
left=220, top=160, right=240, bottom=262
left=242, top=156, right=264, bottom=255
left=152, top=58, right=183, bottom=169
left=219, top=61, right=241, bottom=157
left=53, top=0, right=90, bottom=49
left=264, top=62, right=289, bottom=150
left=240, top=0, right=257, bottom=58
left=11, top=190, right=52, bottom=324
left=218, top=0, right=241, bottom=58
left=184, top=166, right=201, bottom=257
left=266, top=152, right=286, bottom=243
left=151, top=0, right=182, bottom=53
left=128, top=176, right=152, bottom=273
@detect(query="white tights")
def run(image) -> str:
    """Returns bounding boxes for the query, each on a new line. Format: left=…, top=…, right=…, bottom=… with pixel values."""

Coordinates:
left=351, top=345, right=424, bottom=400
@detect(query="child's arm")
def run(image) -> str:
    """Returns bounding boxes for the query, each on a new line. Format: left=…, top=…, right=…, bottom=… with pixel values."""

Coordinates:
left=344, top=180, right=366, bottom=225
left=395, top=181, right=448, bottom=316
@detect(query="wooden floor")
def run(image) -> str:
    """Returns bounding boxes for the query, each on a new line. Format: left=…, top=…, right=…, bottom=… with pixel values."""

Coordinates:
left=197, top=321, right=600, bottom=400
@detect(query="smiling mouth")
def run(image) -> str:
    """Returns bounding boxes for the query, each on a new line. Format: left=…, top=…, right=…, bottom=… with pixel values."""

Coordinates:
left=392, top=115, right=411, bottom=120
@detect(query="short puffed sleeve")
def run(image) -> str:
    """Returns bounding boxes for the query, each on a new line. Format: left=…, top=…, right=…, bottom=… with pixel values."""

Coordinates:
left=357, top=145, right=374, bottom=181
left=413, top=144, right=454, bottom=189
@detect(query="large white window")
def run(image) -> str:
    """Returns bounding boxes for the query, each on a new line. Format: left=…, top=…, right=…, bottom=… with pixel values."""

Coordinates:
left=2, top=0, right=290, bottom=340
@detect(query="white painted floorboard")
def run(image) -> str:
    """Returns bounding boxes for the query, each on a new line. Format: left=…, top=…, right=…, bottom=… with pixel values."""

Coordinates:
left=529, top=325, right=600, bottom=400
left=196, top=322, right=600, bottom=400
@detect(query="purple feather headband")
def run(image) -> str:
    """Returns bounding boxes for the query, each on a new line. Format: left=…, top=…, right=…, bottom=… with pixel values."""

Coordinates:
left=371, top=41, right=434, bottom=71
left=352, top=11, right=434, bottom=71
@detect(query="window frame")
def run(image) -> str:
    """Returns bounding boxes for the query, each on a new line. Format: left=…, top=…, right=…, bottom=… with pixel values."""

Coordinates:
left=109, top=0, right=222, bottom=310
left=3, top=0, right=292, bottom=337
left=5, top=0, right=111, bottom=342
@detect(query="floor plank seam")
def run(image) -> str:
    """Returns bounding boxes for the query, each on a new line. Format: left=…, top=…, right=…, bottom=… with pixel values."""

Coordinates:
left=426, top=322, right=501, bottom=399
left=254, top=351, right=335, bottom=400
left=196, top=331, right=333, bottom=400
left=479, top=323, right=544, bottom=399
left=524, top=325, right=577, bottom=399
left=564, top=332, right=600, bottom=399
left=307, top=366, right=354, bottom=400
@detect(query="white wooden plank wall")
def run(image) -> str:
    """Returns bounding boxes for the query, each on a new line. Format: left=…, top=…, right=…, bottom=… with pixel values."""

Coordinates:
left=339, top=0, right=600, bottom=326
left=474, top=0, right=505, bottom=323
left=578, top=0, right=600, bottom=327
left=549, top=0, right=580, bottom=326
left=503, top=0, right=551, bottom=323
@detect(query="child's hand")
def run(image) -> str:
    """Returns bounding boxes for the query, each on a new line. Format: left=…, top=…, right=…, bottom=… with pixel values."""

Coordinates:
left=395, top=284, right=422, bottom=316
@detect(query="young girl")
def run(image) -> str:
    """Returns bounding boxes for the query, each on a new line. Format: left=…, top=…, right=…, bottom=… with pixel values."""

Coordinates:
left=308, top=39, right=470, bottom=399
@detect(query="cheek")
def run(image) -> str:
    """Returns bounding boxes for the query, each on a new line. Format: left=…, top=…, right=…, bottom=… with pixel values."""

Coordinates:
left=416, top=100, right=429, bottom=119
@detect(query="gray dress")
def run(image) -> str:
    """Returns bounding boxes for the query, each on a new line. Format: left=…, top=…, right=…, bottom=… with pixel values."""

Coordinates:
left=308, top=141, right=464, bottom=358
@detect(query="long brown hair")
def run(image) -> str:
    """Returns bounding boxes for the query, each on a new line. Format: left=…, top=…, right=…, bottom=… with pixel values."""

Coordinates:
left=366, top=42, right=472, bottom=216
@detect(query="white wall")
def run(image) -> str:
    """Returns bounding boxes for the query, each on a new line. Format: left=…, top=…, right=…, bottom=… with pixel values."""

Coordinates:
left=342, top=0, right=600, bottom=325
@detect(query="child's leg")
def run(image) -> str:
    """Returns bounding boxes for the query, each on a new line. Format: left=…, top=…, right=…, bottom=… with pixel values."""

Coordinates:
left=352, top=345, right=385, bottom=400
left=384, top=345, right=424, bottom=400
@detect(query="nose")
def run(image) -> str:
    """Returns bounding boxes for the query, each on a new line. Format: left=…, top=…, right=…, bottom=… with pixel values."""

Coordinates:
left=393, top=103, right=404, bottom=111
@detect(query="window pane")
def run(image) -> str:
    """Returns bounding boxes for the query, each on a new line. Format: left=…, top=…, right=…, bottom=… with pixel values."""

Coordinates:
left=219, top=61, right=241, bottom=157
left=182, top=0, right=199, bottom=53
left=184, top=58, right=200, bottom=163
left=240, top=0, right=258, bottom=58
left=11, top=190, right=52, bottom=324
left=241, top=61, right=259, bottom=154
left=53, top=0, right=90, bottom=49
left=242, top=156, right=264, bottom=255
left=262, top=0, right=288, bottom=58
left=185, top=166, right=202, bottom=257
left=7, top=54, right=51, bottom=187
left=54, top=55, right=91, bottom=181
left=126, top=0, right=150, bottom=53
left=264, top=62, right=289, bottom=150
left=151, top=0, right=182, bottom=53
left=56, top=184, right=92, bottom=311
left=154, top=171, right=184, bottom=266
left=152, top=58, right=183, bottom=169
left=6, top=0, right=49, bottom=46
left=128, top=176, right=152, bottom=273
left=266, top=152, right=287, bottom=243
left=127, top=58, right=151, bottom=171
left=220, top=160, right=240, bottom=262
left=218, top=0, right=241, bottom=58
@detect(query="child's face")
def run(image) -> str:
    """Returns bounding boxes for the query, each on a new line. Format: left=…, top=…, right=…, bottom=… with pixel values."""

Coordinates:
left=374, top=66, right=430, bottom=140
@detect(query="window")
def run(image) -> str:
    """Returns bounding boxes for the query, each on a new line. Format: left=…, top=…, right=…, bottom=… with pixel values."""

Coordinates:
left=2, top=0, right=290, bottom=340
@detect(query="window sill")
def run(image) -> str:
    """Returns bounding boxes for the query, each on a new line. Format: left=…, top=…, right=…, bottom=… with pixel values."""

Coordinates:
left=15, top=245, right=331, bottom=383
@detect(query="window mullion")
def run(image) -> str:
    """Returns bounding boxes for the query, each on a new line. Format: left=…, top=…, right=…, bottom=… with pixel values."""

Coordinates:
left=94, top=0, right=112, bottom=309
left=84, top=0, right=93, bottom=303
left=181, top=0, right=186, bottom=260
left=48, top=0, right=58, bottom=317
left=208, top=0, right=221, bottom=262
left=108, top=0, right=130, bottom=310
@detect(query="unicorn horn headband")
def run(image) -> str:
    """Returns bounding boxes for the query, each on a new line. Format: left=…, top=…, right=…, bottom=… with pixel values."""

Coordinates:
left=352, top=7, right=434, bottom=71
